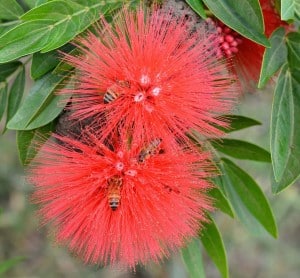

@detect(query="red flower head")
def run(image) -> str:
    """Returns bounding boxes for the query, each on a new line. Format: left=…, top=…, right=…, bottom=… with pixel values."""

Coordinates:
left=28, top=131, right=213, bottom=268
left=61, top=7, right=238, bottom=148
left=212, top=0, right=288, bottom=90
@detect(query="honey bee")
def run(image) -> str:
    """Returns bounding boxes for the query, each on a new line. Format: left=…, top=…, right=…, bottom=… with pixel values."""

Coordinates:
left=138, top=138, right=163, bottom=163
left=103, top=80, right=130, bottom=104
left=107, top=175, right=123, bottom=211
left=103, top=86, right=119, bottom=104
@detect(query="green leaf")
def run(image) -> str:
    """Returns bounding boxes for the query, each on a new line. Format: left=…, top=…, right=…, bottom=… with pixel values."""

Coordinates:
left=200, top=215, right=228, bottom=278
left=0, top=61, right=22, bottom=82
left=258, top=27, right=287, bottom=88
left=17, top=121, right=55, bottom=165
left=0, top=20, right=20, bottom=36
left=31, top=52, right=59, bottom=80
left=0, top=21, right=53, bottom=64
left=272, top=171, right=300, bottom=194
left=286, top=32, right=300, bottom=70
left=23, top=0, right=47, bottom=8
left=5, top=66, right=25, bottom=126
left=220, top=158, right=278, bottom=237
left=6, top=72, right=69, bottom=130
left=281, top=0, right=295, bottom=20
left=0, top=0, right=24, bottom=20
left=270, top=65, right=300, bottom=192
left=31, top=44, right=74, bottom=79
left=23, top=0, right=38, bottom=9
left=181, top=238, right=205, bottom=278
left=0, top=257, right=24, bottom=274
left=211, top=139, right=271, bottom=162
left=217, top=115, right=261, bottom=133
left=0, top=82, right=8, bottom=122
left=0, top=0, right=125, bottom=63
left=225, top=115, right=261, bottom=132
left=186, top=0, right=207, bottom=18
left=202, top=0, right=269, bottom=46
left=296, top=1, right=300, bottom=19
left=208, top=186, right=234, bottom=217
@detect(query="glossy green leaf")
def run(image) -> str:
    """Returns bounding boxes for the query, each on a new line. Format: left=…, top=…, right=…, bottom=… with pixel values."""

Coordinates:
left=181, top=238, right=205, bottom=278
left=0, top=0, right=125, bottom=63
left=6, top=73, right=68, bottom=130
left=281, top=0, right=295, bottom=20
left=31, top=51, right=61, bottom=80
left=17, top=121, right=55, bottom=165
left=5, top=66, right=25, bottom=126
left=0, top=20, right=53, bottom=64
left=0, top=82, right=8, bottom=122
left=186, top=0, right=206, bottom=18
left=0, top=20, right=20, bottom=36
left=272, top=171, right=300, bottom=194
left=31, top=44, right=74, bottom=79
left=35, top=0, right=48, bottom=6
left=200, top=215, right=228, bottom=278
left=211, top=139, right=271, bottom=162
left=218, top=115, right=261, bottom=133
left=202, top=0, right=269, bottom=46
left=271, top=65, right=300, bottom=192
left=259, top=27, right=287, bottom=88
left=23, top=0, right=37, bottom=9
left=24, top=0, right=47, bottom=8
left=0, top=61, right=22, bottom=82
left=0, top=257, right=24, bottom=274
left=220, top=158, right=278, bottom=237
left=296, top=1, right=300, bottom=19
left=208, top=186, right=234, bottom=217
left=286, top=32, right=300, bottom=70
left=0, top=0, right=24, bottom=20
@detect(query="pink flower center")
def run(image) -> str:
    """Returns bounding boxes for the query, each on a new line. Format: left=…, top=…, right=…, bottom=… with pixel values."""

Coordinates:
left=151, top=86, right=161, bottom=96
left=125, top=169, right=137, bottom=176
left=134, top=92, right=145, bottom=102
left=115, top=162, right=124, bottom=171
left=140, top=74, right=151, bottom=86
left=117, top=151, right=124, bottom=158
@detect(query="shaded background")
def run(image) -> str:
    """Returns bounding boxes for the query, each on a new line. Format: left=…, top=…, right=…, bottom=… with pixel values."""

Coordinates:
left=0, top=90, right=300, bottom=278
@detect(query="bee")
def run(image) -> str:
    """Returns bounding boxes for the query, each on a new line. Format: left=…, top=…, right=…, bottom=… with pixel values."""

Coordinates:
left=103, top=80, right=130, bottom=104
left=103, top=86, right=119, bottom=104
left=107, top=175, right=123, bottom=211
left=138, top=138, right=163, bottom=163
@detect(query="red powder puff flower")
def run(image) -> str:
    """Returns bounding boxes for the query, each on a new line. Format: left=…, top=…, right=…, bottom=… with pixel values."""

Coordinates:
left=61, top=7, right=238, bottom=147
left=28, top=131, right=213, bottom=268
left=211, top=0, right=288, bottom=90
